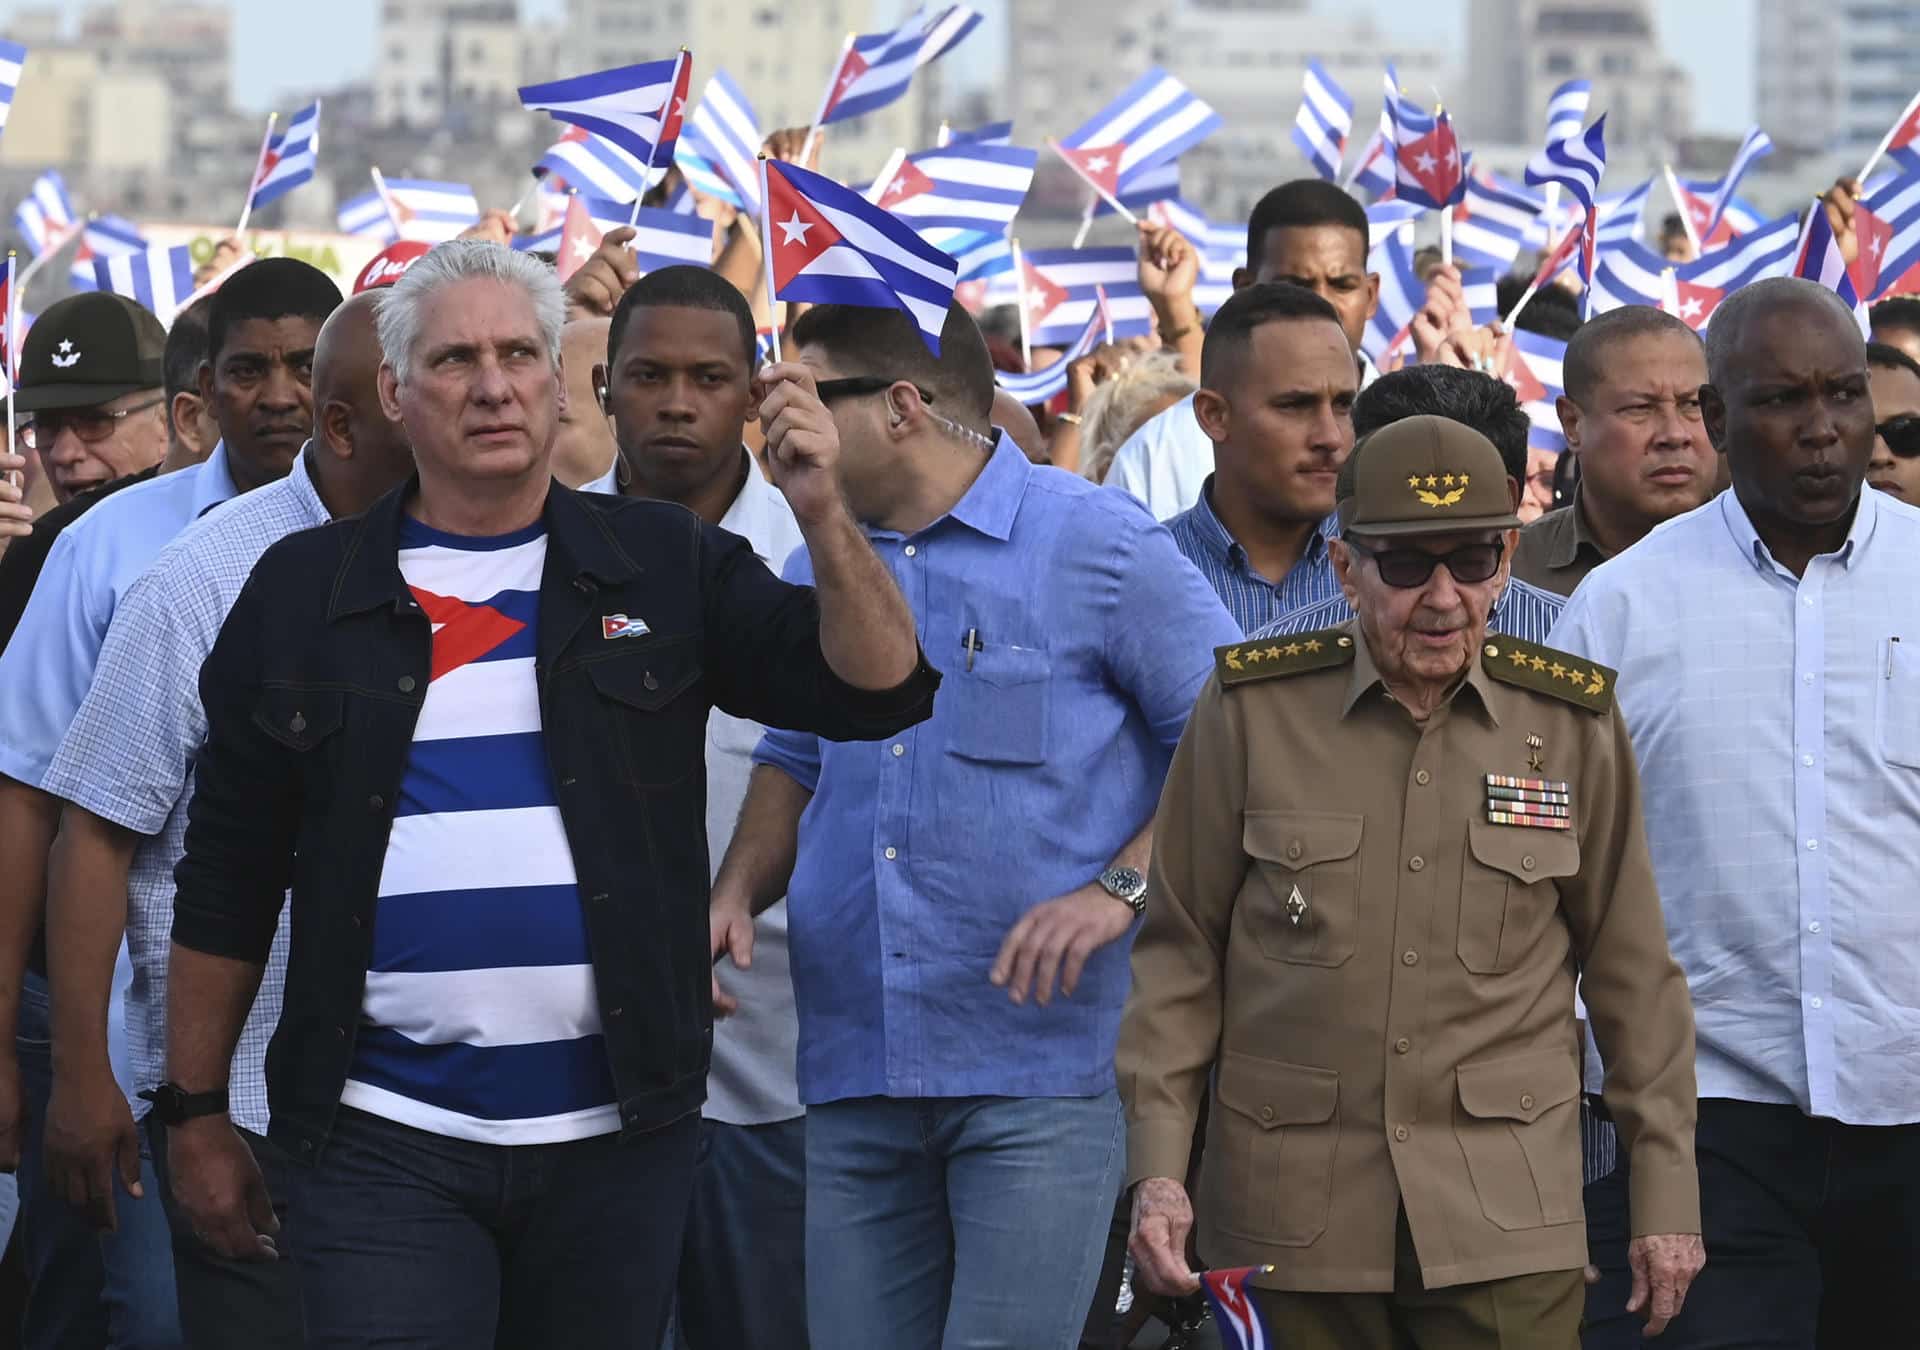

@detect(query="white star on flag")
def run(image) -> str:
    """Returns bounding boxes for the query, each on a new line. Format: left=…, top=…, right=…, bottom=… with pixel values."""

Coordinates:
left=1415, top=152, right=1438, bottom=174
left=570, top=236, right=596, bottom=261
left=1085, top=155, right=1109, bottom=172
left=1680, top=297, right=1703, bottom=320
left=778, top=212, right=814, bottom=246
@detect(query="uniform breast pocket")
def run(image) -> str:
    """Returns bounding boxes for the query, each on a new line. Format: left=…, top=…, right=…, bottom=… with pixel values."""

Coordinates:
left=586, top=639, right=706, bottom=787
left=1879, top=639, right=1920, bottom=770
left=1241, top=812, right=1364, bottom=968
left=943, top=642, right=1050, bottom=766
left=1458, top=820, right=1580, bottom=975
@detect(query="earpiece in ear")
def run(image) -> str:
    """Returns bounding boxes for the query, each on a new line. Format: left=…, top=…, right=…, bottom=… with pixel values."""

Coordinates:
left=595, top=385, right=609, bottom=413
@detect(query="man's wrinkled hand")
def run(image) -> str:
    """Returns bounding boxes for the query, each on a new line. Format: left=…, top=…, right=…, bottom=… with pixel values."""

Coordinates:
left=1410, top=263, right=1472, bottom=364
left=1627, top=1232, right=1705, bottom=1337
left=564, top=226, right=641, bottom=318
left=989, top=883, right=1136, bottom=1006
left=1128, top=1178, right=1201, bottom=1296
left=754, top=362, right=844, bottom=525
left=1066, top=342, right=1135, bottom=410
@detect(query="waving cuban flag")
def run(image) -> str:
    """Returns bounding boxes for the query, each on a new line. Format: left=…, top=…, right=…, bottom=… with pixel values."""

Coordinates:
left=1199, top=1267, right=1275, bottom=1350
left=675, top=71, right=762, bottom=211
left=68, top=215, right=146, bottom=294
left=247, top=102, right=321, bottom=213
left=762, top=159, right=959, bottom=354
left=0, top=40, right=25, bottom=138
left=996, top=247, right=1149, bottom=349
left=1864, top=170, right=1920, bottom=302
left=15, top=170, right=77, bottom=257
left=995, top=289, right=1110, bottom=406
left=868, top=140, right=1037, bottom=235
left=1055, top=68, right=1222, bottom=210
left=1543, top=79, right=1591, bottom=146
left=520, top=51, right=691, bottom=176
left=1526, top=115, right=1608, bottom=300
left=1291, top=59, right=1354, bottom=182
left=94, top=244, right=196, bottom=325
left=818, top=6, right=980, bottom=126
left=537, top=125, right=656, bottom=203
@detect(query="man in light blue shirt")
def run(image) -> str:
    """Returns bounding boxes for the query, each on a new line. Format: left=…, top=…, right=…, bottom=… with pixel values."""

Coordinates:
left=1552, top=278, right=1920, bottom=1350
left=711, top=302, right=1237, bottom=1349
left=0, top=259, right=340, bottom=1350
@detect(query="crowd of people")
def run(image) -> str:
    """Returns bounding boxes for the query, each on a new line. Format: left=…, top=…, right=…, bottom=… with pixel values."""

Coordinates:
left=0, top=120, right=1911, bottom=1350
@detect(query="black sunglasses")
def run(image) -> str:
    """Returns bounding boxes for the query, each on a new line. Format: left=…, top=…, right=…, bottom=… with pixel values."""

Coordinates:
left=1345, top=537, right=1507, bottom=589
left=1877, top=414, right=1920, bottom=459
left=814, top=376, right=936, bottom=406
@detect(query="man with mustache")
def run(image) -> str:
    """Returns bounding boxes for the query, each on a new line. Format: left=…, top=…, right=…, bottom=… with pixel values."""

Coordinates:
left=1552, top=277, right=1920, bottom=1350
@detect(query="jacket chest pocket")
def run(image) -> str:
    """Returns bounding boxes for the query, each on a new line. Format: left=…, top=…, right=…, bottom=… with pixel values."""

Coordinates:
left=1208, top=1052, right=1340, bottom=1246
left=1242, top=812, right=1364, bottom=968
left=586, top=639, right=705, bottom=788
left=1458, top=821, right=1580, bottom=975
left=1453, top=1048, right=1583, bottom=1230
left=1879, top=639, right=1920, bottom=769
left=943, top=642, right=1050, bottom=766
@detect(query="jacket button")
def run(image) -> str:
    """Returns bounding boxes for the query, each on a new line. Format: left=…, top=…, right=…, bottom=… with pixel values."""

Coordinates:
left=1402, top=950, right=1419, bottom=966
left=350, top=914, right=362, bottom=928
left=1287, top=841, right=1302, bottom=861
left=643, top=671, right=659, bottom=691
left=1394, top=1125, right=1410, bottom=1142
left=1520, top=1093, right=1536, bottom=1111
left=368, top=795, right=384, bottom=812
left=559, top=776, right=577, bottom=787
left=1522, top=855, right=1536, bottom=871
left=397, top=675, right=417, bottom=693
left=300, top=1140, right=314, bottom=1154
left=334, top=1025, right=346, bottom=1038
left=289, top=713, right=306, bottom=733
left=1395, top=1037, right=1411, bottom=1054
left=1414, top=770, right=1430, bottom=786
left=1408, top=856, right=1425, bottom=872
left=1259, top=1106, right=1274, bottom=1122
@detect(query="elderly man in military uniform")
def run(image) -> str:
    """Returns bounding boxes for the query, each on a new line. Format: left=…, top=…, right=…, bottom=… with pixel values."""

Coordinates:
left=1119, top=416, right=1705, bottom=1349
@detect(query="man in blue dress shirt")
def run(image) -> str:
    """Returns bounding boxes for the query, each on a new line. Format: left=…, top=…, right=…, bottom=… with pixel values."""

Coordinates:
left=710, top=301, right=1238, bottom=1349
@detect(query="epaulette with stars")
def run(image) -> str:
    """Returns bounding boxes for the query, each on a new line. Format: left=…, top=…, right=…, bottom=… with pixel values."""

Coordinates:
left=1215, top=628, right=1356, bottom=687
left=1481, top=635, right=1615, bottom=713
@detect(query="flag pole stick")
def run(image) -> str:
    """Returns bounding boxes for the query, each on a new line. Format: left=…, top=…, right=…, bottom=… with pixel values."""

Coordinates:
left=6, top=252, right=17, bottom=484
left=865, top=147, right=907, bottom=204
left=1659, top=267, right=1680, bottom=317
left=369, top=166, right=404, bottom=237
left=936, top=120, right=952, bottom=148
left=1661, top=164, right=1701, bottom=256
left=1097, top=283, right=1114, bottom=346
left=634, top=48, right=689, bottom=228
left=1049, top=140, right=1138, bottom=226
left=798, top=33, right=854, bottom=173
left=1856, top=91, right=1920, bottom=186
left=1439, top=208, right=1453, bottom=267
left=1071, top=195, right=1097, bottom=249
left=1011, top=237, right=1032, bottom=369
left=234, top=111, right=277, bottom=238
left=756, top=157, right=784, bottom=364
left=1500, top=275, right=1544, bottom=332
left=509, top=177, right=541, bottom=225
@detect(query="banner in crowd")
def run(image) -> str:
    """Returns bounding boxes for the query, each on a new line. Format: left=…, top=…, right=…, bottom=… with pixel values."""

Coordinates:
left=134, top=223, right=383, bottom=296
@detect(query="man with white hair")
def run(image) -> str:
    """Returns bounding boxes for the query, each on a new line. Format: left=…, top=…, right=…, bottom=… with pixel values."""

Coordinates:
left=155, top=241, right=939, bottom=1348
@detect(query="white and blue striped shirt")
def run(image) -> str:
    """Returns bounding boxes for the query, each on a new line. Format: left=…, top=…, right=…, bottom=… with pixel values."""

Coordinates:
left=341, top=518, right=619, bottom=1144
left=1255, top=575, right=1568, bottom=645
left=1165, top=484, right=1344, bottom=638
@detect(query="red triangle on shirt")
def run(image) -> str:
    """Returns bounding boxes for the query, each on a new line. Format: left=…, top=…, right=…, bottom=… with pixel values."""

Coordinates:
left=409, top=586, right=527, bottom=682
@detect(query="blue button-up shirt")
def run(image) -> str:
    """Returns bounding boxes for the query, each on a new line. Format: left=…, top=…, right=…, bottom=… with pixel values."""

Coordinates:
left=1256, top=574, right=1568, bottom=644
left=1553, top=487, right=1920, bottom=1126
left=754, top=437, right=1240, bottom=1105
left=0, top=445, right=239, bottom=789
left=1165, top=478, right=1343, bottom=636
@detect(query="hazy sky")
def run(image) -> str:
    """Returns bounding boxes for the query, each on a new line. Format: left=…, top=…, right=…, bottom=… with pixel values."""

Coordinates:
left=9, top=0, right=1759, bottom=134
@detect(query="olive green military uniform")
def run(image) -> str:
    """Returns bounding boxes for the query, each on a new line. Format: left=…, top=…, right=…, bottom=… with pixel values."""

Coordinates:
left=1117, top=418, right=1700, bottom=1350
left=1510, top=486, right=1612, bottom=597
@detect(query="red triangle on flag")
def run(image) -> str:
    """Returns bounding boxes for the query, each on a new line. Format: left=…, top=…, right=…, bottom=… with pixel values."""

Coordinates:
left=660, top=56, right=691, bottom=144
left=877, top=156, right=938, bottom=208
left=1399, top=123, right=1462, bottom=205
left=1849, top=204, right=1895, bottom=301
left=1499, top=346, right=1549, bottom=405
left=822, top=47, right=872, bottom=118
left=556, top=195, right=604, bottom=283
left=1893, top=99, right=1920, bottom=152
left=562, top=125, right=589, bottom=144
left=255, top=150, right=282, bottom=188
left=1059, top=143, right=1125, bottom=198
left=1020, top=260, right=1071, bottom=327
left=765, top=163, right=845, bottom=291
left=1673, top=279, right=1725, bottom=330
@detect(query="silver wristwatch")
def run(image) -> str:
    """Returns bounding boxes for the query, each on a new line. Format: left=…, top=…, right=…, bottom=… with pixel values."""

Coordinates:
left=1099, top=866, right=1148, bottom=917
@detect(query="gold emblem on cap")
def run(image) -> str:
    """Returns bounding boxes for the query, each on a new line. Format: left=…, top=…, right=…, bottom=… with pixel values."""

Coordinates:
left=1412, top=471, right=1470, bottom=508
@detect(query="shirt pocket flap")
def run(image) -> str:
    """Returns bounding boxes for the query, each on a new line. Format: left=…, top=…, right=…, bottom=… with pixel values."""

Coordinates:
left=1456, top=1048, right=1581, bottom=1124
left=1466, top=819, right=1580, bottom=882
left=253, top=687, right=344, bottom=751
left=1243, top=811, right=1365, bottom=871
left=1216, top=1051, right=1340, bottom=1131
left=586, top=639, right=702, bottom=712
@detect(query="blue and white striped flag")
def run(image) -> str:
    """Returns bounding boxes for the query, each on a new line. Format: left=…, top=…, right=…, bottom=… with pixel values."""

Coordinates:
left=1454, top=175, right=1542, bottom=271
left=1543, top=80, right=1591, bottom=145
left=379, top=177, right=482, bottom=243
left=870, top=141, right=1037, bottom=235
left=929, top=228, right=1013, bottom=283
left=1291, top=59, right=1354, bottom=182
left=69, top=215, right=147, bottom=293
left=15, top=170, right=76, bottom=256
left=1526, top=116, right=1608, bottom=291
left=0, top=40, right=25, bottom=137
left=996, top=291, right=1108, bottom=406
left=1462, top=266, right=1499, bottom=326
left=1701, top=125, right=1774, bottom=242
left=520, top=51, right=690, bottom=170
left=1366, top=200, right=1424, bottom=248
left=338, top=189, right=397, bottom=244
left=1362, top=229, right=1422, bottom=369
left=1865, top=171, right=1920, bottom=302
left=997, top=246, right=1149, bottom=348
left=629, top=207, right=715, bottom=273
left=1058, top=68, right=1223, bottom=205
left=538, top=127, right=656, bottom=202
left=946, top=120, right=1012, bottom=146
left=1589, top=213, right=1799, bottom=318
left=94, top=243, right=196, bottom=324
left=1150, top=197, right=1243, bottom=317
left=1506, top=329, right=1567, bottom=452
left=675, top=70, right=762, bottom=211
left=248, top=101, right=320, bottom=212
left=819, top=6, right=980, bottom=126
left=512, top=195, right=634, bottom=254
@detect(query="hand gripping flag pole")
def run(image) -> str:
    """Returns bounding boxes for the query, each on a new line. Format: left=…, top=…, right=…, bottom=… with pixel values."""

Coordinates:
left=235, top=111, right=278, bottom=237
left=755, top=156, right=784, bottom=364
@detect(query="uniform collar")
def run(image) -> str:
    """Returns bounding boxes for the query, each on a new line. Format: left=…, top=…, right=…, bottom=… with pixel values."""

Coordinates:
left=939, top=433, right=1030, bottom=542
left=1341, top=620, right=1501, bottom=726
left=1718, top=482, right=1877, bottom=577
left=1542, top=486, right=1610, bottom=570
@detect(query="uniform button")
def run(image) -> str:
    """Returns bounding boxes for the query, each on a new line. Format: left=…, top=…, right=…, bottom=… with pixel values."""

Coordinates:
left=1522, top=855, right=1536, bottom=871
left=903, top=545, right=917, bottom=557
left=1803, top=673, right=1814, bottom=685
left=589, top=891, right=609, bottom=904
left=368, top=794, right=385, bottom=812
left=560, top=776, right=577, bottom=787
left=1402, top=950, right=1419, bottom=966
left=1407, top=856, right=1425, bottom=872
left=301, top=1140, right=314, bottom=1154
left=1520, top=1093, right=1536, bottom=1111
left=1395, top=1037, right=1411, bottom=1054
left=1803, top=595, right=1814, bottom=607
left=884, top=847, right=898, bottom=860
left=1394, top=1125, right=1410, bottom=1142
left=1259, top=1106, right=1274, bottom=1123
left=891, top=743, right=905, bottom=757
left=1415, top=770, right=1431, bottom=786
left=397, top=675, right=417, bottom=693
left=288, top=713, right=306, bottom=733
left=1287, top=841, right=1303, bottom=861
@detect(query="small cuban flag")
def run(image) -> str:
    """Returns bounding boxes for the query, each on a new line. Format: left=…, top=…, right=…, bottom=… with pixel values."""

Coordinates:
left=1200, top=1265, right=1276, bottom=1350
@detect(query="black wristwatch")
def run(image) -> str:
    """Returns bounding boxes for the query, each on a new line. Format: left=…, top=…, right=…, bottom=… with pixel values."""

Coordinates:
left=139, top=1082, right=229, bottom=1126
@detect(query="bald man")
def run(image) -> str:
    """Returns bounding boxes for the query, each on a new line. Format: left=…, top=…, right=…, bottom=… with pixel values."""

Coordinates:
left=554, top=316, right=620, bottom=490
left=36, top=291, right=412, bottom=1350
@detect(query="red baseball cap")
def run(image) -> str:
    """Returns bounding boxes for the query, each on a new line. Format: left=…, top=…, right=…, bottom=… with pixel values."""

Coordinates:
left=353, top=240, right=431, bottom=294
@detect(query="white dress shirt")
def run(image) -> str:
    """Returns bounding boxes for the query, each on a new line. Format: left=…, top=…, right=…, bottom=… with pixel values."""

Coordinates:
left=1551, top=486, right=1920, bottom=1126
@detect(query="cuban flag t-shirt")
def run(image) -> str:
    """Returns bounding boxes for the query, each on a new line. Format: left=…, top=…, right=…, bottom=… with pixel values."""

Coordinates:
left=340, top=517, right=620, bottom=1143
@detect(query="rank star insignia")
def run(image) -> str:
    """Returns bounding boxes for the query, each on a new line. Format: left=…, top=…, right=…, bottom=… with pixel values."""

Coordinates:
left=1508, top=649, right=1529, bottom=666
left=1285, top=885, right=1308, bottom=926
left=1530, top=656, right=1548, bottom=672
left=1282, top=643, right=1302, bottom=657
left=1583, top=669, right=1607, bottom=696
left=1303, top=639, right=1322, bottom=653
left=1264, top=646, right=1284, bottom=660
left=1548, top=662, right=1567, bottom=680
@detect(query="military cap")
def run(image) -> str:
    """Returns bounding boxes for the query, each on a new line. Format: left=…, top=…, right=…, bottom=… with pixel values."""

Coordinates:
left=15, top=292, right=167, bottom=413
left=1342, top=414, right=1522, bottom=539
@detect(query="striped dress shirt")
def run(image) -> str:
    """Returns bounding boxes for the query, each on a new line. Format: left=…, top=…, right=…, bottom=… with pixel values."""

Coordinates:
left=1165, top=480, right=1344, bottom=637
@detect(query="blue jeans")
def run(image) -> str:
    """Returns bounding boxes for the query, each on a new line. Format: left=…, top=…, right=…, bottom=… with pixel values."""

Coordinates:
left=805, top=1091, right=1125, bottom=1350
left=15, top=969, right=181, bottom=1350
left=281, top=1105, right=699, bottom=1350
left=675, top=1116, right=809, bottom=1350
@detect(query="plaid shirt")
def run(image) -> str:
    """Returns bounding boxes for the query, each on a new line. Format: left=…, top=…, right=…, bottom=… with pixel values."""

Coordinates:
left=41, top=452, right=328, bottom=1132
